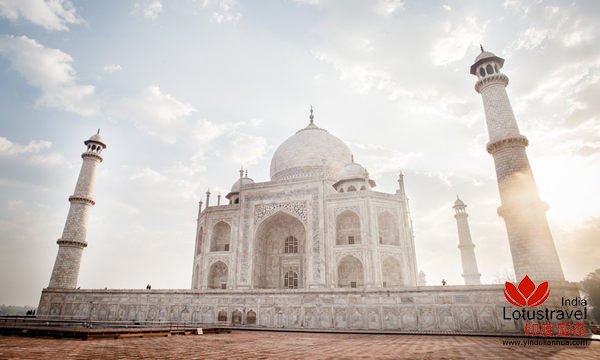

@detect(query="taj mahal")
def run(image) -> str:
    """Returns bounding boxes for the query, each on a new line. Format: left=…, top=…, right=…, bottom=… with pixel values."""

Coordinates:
left=37, top=48, right=579, bottom=333
left=191, top=107, right=420, bottom=292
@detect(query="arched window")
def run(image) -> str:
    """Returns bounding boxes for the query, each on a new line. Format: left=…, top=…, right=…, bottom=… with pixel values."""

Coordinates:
left=339, top=188, right=345, bottom=193
left=217, top=310, right=227, bottom=322
left=284, top=271, right=298, bottom=289
left=284, top=236, right=298, bottom=253
left=336, top=210, right=361, bottom=245
left=347, top=185, right=357, bottom=192
left=196, top=227, right=203, bottom=256
left=378, top=212, right=400, bottom=245
left=246, top=310, right=256, bottom=324
left=208, top=261, right=228, bottom=289
left=232, top=309, right=242, bottom=324
left=486, top=64, right=494, bottom=75
left=210, top=221, right=231, bottom=251
left=337, top=255, right=364, bottom=288
left=479, top=67, right=485, bottom=77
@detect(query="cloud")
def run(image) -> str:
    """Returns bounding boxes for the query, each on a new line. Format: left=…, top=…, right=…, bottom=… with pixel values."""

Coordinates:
left=314, top=51, right=416, bottom=100
left=129, top=167, right=168, bottom=183
left=0, top=135, right=67, bottom=167
left=103, top=64, right=122, bottom=74
left=504, top=4, right=595, bottom=55
left=191, top=119, right=242, bottom=144
left=201, top=0, right=241, bottom=24
left=502, top=0, right=529, bottom=15
left=431, top=17, right=486, bottom=66
left=292, top=0, right=320, bottom=5
left=0, top=136, right=51, bottom=156
left=226, top=133, right=268, bottom=165
left=27, top=152, right=67, bottom=167
left=374, top=0, right=404, bottom=17
left=518, top=58, right=600, bottom=120
left=134, top=0, right=163, bottom=19
left=117, top=85, right=195, bottom=144
left=0, top=35, right=97, bottom=116
left=350, top=142, right=422, bottom=177
left=0, top=0, right=81, bottom=31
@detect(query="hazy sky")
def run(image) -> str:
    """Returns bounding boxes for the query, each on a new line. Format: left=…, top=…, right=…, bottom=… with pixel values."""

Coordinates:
left=0, top=0, right=598, bottom=306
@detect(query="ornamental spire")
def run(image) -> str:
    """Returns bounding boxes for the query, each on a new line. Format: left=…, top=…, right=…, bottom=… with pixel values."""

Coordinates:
left=480, top=44, right=484, bottom=52
left=309, top=105, right=314, bottom=125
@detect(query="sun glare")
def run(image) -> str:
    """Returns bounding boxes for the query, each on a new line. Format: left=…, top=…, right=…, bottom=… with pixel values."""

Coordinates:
left=534, top=155, right=600, bottom=228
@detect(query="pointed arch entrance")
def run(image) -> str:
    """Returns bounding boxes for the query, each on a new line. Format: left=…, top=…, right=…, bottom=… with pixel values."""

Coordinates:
left=253, top=211, right=306, bottom=289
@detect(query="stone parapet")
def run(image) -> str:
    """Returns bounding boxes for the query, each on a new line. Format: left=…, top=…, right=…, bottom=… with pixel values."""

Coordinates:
left=35, top=284, right=579, bottom=334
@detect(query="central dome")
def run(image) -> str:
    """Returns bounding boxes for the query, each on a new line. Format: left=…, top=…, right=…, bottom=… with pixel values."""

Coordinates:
left=270, top=121, right=352, bottom=182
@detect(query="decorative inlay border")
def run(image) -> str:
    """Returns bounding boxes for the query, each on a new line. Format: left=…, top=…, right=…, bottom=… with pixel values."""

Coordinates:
left=254, top=201, right=308, bottom=225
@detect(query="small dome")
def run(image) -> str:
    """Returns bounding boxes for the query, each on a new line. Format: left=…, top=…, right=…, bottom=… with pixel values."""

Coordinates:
left=230, top=176, right=254, bottom=193
left=474, top=50, right=496, bottom=62
left=84, top=130, right=106, bottom=148
left=454, top=196, right=466, bottom=207
left=337, top=161, right=368, bottom=182
left=470, top=49, right=504, bottom=75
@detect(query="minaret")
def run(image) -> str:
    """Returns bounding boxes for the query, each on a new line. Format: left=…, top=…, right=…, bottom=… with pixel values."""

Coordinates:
left=48, top=131, right=106, bottom=288
left=471, top=47, right=564, bottom=283
left=453, top=196, right=481, bottom=285
left=395, top=171, right=419, bottom=286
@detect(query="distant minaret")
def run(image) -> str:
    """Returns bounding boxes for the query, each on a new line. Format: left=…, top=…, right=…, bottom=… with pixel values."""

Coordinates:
left=471, top=47, right=564, bottom=283
left=418, top=270, right=427, bottom=286
left=48, top=131, right=106, bottom=288
left=453, top=196, right=481, bottom=285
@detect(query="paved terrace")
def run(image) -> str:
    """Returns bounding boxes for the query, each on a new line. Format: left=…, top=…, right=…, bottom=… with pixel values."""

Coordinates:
left=0, top=331, right=598, bottom=359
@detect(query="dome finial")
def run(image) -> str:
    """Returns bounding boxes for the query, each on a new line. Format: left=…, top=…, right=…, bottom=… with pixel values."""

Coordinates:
left=351, top=154, right=354, bottom=163
left=239, top=167, right=244, bottom=178
left=97, top=128, right=100, bottom=134
left=309, top=105, right=314, bottom=125
left=245, top=169, right=248, bottom=178
left=480, top=44, right=484, bottom=52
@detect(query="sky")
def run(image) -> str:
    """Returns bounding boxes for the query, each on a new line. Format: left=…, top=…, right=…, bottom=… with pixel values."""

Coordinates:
left=0, top=0, right=598, bottom=306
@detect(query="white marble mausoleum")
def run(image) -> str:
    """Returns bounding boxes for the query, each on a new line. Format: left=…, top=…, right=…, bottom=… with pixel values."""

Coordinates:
left=192, top=108, right=418, bottom=293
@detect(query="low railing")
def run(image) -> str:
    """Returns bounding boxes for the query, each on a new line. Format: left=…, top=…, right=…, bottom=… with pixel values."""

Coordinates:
left=0, top=315, right=224, bottom=331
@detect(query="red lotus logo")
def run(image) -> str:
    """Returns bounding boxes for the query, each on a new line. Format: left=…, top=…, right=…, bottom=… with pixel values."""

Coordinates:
left=504, top=275, right=550, bottom=307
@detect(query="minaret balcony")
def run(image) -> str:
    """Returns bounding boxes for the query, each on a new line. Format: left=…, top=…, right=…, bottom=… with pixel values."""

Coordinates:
left=486, top=135, right=529, bottom=154
left=475, top=73, right=509, bottom=93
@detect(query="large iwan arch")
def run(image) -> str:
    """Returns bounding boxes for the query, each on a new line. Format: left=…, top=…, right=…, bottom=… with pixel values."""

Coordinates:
left=253, top=211, right=305, bottom=289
